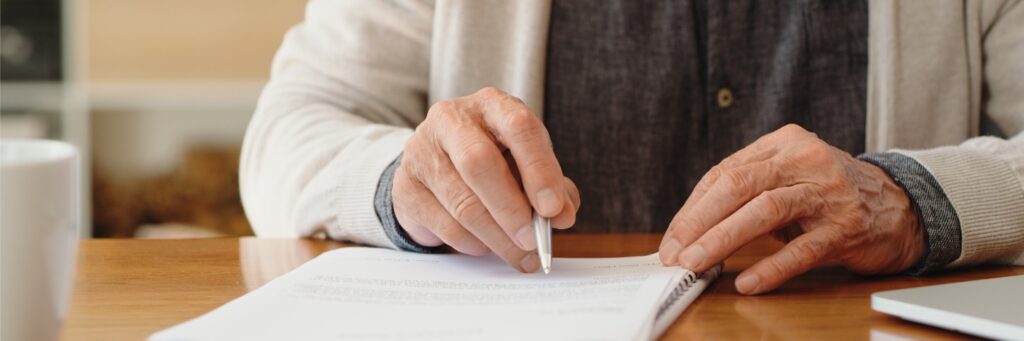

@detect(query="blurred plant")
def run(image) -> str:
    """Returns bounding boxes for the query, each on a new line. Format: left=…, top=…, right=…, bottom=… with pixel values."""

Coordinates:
left=92, top=147, right=252, bottom=237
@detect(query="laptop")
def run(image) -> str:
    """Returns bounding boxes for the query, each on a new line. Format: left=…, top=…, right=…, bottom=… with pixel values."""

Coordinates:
left=872, top=275, right=1024, bottom=340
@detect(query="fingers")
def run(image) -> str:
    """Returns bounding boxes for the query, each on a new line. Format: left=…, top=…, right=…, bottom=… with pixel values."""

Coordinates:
left=504, top=151, right=578, bottom=229
left=660, top=159, right=790, bottom=264
left=394, top=208, right=443, bottom=248
left=675, top=184, right=820, bottom=272
left=551, top=177, right=580, bottom=229
left=656, top=124, right=847, bottom=293
left=661, top=125, right=806, bottom=250
left=392, top=165, right=486, bottom=255
left=429, top=174, right=538, bottom=272
left=433, top=113, right=537, bottom=251
left=735, top=228, right=838, bottom=295
left=474, top=88, right=568, bottom=218
left=396, top=87, right=577, bottom=273
left=412, top=144, right=538, bottom=272
left=392, top=172, right=442, bottom=247
left=673, top=135, right=781, bottom=220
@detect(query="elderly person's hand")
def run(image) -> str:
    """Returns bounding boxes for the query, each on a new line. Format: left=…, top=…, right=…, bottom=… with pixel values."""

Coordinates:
left=394, top=87, right=580, bottom=273
left=659, top=124, right=925, bottom=294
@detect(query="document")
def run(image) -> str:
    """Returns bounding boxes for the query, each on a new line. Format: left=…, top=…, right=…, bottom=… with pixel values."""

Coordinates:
left=151, top=247, right=720, bottom=341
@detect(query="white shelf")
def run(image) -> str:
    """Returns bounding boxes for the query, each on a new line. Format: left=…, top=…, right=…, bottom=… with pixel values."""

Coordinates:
left=87, top=80, right=265, bottom=112
left=64, top=0, right=91, bottom=238
left=0, top=82, right=66, bottom=112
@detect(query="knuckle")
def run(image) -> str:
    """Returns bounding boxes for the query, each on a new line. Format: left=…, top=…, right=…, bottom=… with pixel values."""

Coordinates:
left=456, top=141, right=500, bottom=178
left=428, top=100, right=458, bottom=119
left=476, top=86, right=505, bottom=98
left=699, top=165, right=726, bottom=189
left=779, top=123, right=807, bottom=135
left=707, top=165, right=725, bottom=179
left=720, top=168, right=750, bottom=196
left=754, top=191, right=787, bottom=219
left=503, top=109, right=541, bottom=135
left=493, top=199, right=532, bottom=228
left=791, top=142, right=830, bottom=165
left=809, top=141, right=831, bottom=158
left=519, top=155, right=557, bottom=178
left=450, top=189, right=488, bottom=227
left=792, top=239, right=828, bottom=266
left=765, top=257, right=791, bottom=279
left=707, top=228, right=738, bottom=252
left=505, top=94, right=527, bottom=106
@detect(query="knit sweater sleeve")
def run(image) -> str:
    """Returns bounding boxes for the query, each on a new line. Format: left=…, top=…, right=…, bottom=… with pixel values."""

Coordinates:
left=239, top=0, right=433, bottom=248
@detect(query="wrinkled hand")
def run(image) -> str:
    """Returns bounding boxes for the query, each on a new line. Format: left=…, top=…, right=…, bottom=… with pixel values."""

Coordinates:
left=394, top=87, right=580, bottom=272
left=658, top=124, right=925, bottom=294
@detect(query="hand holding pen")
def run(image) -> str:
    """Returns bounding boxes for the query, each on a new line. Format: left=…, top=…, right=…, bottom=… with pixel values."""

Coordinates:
left=390, top=87, right=580, bottom=273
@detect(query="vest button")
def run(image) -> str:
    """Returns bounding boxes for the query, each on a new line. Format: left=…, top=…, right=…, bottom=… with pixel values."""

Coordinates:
left=717, top=88, right=734, bottom=108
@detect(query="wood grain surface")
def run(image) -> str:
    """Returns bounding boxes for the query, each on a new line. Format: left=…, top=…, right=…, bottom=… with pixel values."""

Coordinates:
left=59, top=235, right=1023, bottom=340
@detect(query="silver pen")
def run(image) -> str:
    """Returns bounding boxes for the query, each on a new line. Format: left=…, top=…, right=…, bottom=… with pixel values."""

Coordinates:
left=533, top=211, right=552, bottom=274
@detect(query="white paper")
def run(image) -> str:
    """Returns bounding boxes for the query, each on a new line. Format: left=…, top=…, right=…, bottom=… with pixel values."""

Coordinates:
left=151, top=247, right=715, bottom=341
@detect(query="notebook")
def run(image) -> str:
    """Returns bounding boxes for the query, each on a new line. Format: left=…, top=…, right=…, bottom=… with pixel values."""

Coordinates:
left=151, top=247, right=721, bottom=340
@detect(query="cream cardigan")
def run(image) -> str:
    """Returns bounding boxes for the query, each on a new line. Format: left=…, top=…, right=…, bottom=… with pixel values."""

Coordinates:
left=240, top=0, right=1024, bottom=268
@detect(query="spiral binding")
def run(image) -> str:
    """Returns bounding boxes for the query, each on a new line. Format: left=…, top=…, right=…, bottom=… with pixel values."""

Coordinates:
left=655, top=270, right=703, bottom=320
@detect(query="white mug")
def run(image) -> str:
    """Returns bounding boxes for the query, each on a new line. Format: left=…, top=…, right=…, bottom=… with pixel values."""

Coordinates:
left=1, top=138, right=80, bottom=341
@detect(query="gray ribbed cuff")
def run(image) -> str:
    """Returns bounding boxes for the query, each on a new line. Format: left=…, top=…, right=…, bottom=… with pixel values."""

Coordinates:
left=374, top=153, right=447, bottom=253
left=859, top=152, right=962, bottom=275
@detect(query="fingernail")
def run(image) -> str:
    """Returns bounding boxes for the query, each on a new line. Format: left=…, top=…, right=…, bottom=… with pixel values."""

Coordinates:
left=659, top=239, right=683, bottom=265
left=536, top=188, right=561, bottom=216
left=520, top=253, right=540, bottom=272
left=677, top=245, right=706, bottom=270
left=736, top=274, right=760, bottom=294
left=515, top=224, right=537, bottom=251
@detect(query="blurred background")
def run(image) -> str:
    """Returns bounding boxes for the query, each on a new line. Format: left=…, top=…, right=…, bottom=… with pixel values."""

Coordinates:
left=1, top=0, right=307, bottom=238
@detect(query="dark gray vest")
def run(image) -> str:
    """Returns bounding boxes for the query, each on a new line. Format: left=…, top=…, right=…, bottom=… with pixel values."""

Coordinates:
left=544, top=0, right=868, bottom=233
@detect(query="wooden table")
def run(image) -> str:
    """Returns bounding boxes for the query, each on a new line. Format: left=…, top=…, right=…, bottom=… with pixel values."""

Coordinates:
left=60, top=234, right=1023, bottom=340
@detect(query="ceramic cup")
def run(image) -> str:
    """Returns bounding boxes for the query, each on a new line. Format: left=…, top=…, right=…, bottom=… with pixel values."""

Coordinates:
left=1, top=138, right=80, bottom=341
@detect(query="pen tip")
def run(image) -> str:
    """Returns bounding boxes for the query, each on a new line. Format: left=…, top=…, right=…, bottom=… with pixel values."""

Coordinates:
left=543, top=267, right=550, bottom=275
